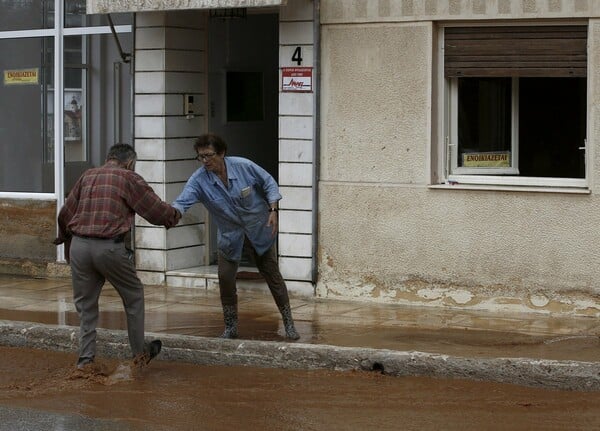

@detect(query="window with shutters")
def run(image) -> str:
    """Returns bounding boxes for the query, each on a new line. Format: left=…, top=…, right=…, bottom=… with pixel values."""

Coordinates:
left=442, top=25, right=588, bottom=188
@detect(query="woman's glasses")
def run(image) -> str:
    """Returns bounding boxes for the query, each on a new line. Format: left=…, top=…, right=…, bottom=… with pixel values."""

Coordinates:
left=196, top=151, right=217, bottom=161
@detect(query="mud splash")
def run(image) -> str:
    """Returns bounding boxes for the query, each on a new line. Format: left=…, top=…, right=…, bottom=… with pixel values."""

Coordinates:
left=2, top=354, right=151, bottom=397
left=68, top=360, right=145, bottom=386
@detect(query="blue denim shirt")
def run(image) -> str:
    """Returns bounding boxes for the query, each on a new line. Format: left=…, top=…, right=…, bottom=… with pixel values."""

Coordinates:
left=172, top=157, right=282, bottom=262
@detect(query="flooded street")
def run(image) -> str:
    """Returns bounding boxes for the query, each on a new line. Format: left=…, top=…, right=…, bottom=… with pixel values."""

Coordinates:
left=1, top=276, right=600, bottom=429
left=0, top=346, right=599, bottom=430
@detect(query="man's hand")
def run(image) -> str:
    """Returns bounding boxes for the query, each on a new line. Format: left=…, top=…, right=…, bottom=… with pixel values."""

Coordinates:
left=52, top=237, right=71, bottom=263
left=165, top=208, right=182, bottom=229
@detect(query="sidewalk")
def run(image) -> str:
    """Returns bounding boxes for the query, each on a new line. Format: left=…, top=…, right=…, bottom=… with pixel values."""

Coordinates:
left=0, top=273, right=599, bottom=390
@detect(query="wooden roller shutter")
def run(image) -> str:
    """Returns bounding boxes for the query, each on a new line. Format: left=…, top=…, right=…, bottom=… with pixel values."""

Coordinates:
left=444, top=26, right=587, bottom=78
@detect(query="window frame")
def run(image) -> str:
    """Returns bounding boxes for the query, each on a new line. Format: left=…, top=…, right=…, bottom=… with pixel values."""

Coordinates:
left=438, top=22, right=589, bottom=190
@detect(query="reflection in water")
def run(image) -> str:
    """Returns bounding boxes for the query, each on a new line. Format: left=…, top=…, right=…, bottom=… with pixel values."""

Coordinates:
left=58, top=298, right=67, bottom=326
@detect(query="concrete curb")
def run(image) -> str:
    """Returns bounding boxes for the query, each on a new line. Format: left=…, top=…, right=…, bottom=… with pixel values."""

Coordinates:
left=1, top=320, right=599, bottom=392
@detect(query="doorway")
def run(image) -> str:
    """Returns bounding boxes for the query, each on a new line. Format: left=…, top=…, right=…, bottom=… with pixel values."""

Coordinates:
left=207, top=12, right=279, bottom=264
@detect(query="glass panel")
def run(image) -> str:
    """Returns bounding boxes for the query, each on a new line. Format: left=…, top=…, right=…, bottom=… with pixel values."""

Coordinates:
left=64, top=70, right=86, bottom=162
left=226, top=72, right=264, bottom=122
left=64, top=36, right=83, bottom=67
left=64, top=0, right=132, bottom=27
left=63, top=33, right=132, bottom=194
left=0, top=0, right=53, bottom=31
left=0, top=37, right=54, bottom=193
left=519, top=78, right=586, bottom=179
left=64, top=36, right=86, bottom=163
left=457, top=78, right=512, bottom=170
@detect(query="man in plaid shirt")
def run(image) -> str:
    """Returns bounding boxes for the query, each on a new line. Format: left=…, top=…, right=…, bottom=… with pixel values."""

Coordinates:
left=55, top=144, right=180, bottom=369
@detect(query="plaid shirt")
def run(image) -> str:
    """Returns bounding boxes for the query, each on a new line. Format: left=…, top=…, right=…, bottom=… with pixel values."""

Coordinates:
left=58, top=164, right=179, bottom=240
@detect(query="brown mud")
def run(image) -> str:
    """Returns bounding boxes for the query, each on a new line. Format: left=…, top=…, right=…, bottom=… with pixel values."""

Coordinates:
left=0, top=346, right=599, bottom=430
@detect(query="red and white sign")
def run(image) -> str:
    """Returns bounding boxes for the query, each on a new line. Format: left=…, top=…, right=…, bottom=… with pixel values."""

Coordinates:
left=282, top=67, right=312, bottom=93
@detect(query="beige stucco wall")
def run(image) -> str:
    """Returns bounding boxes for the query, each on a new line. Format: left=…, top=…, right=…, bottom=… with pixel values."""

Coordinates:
left=318, top=2, right=600, bottom=316
left=321, top=0, right=600, bottom=24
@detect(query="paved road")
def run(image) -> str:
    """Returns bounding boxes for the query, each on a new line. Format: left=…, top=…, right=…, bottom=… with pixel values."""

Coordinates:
left=0, top=405, right=130, bottom=431
left=0, top=346, right=599, bottom=430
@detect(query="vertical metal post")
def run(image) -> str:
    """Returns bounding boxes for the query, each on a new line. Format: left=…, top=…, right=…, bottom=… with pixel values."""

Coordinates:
left=55, top=0, right=65, bottom=262
left=311, top=0, right=321, bottom=286
left=114, top=62, right=121, bottom=144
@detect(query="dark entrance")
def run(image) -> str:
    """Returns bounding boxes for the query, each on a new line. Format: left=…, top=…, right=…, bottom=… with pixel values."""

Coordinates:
left=207, top=12, right=279, bottom=264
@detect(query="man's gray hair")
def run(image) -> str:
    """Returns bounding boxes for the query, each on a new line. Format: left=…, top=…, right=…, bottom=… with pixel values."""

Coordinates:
left=107, top=144, right=137, bottom=164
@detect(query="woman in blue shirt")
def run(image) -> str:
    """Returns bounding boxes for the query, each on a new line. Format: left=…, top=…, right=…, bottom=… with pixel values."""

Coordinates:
left=173, top=134, right=300, bottom=340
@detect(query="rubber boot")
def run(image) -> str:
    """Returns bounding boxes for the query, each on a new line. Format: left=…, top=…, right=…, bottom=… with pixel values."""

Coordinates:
left=220, top=304, right=238, bottom=339
left=278, top=303, right=300, bottom=340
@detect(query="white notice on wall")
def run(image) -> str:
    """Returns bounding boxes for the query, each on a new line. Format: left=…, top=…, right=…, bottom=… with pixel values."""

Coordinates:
left=282, top=67, right=312, bottom=93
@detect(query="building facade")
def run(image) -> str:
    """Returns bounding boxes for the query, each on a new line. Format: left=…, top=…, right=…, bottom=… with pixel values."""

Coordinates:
left=317, top=0, right=600, bottom=317
left=2, top=0, right=600, bottom=318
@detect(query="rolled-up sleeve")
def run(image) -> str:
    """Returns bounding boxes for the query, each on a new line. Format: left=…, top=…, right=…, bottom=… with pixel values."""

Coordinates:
left=249, top=162, right=281, bottom=204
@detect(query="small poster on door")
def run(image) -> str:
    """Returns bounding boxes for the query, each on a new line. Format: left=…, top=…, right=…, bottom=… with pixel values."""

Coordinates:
left=64, top=90, right=82, bottom=142
left=4, top=68, right=39, bottom=85
left=282, top=67, right=312, bottom=93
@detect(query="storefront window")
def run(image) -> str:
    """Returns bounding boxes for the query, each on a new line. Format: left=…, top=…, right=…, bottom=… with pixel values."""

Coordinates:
left=0, top=1, right=132, bottom=196
left=0, top=0, right=53, bottom=31
left=0, top=37, right=54, bottom=193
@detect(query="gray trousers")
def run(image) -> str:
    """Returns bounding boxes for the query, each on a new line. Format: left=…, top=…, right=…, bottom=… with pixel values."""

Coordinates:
left=218, top=239, right=290, bottom=308
left=70, top=236, right=145, bottom=364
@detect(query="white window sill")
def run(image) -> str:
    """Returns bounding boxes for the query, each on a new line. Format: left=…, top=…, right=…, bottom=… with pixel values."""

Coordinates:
left=0, top=193, right=56, bottom=200
left=428, top=183, right=591, bottom=195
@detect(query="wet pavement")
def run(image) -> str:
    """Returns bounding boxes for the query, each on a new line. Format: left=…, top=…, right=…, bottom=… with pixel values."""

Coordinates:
left=0, top=273, right=599, bottom=363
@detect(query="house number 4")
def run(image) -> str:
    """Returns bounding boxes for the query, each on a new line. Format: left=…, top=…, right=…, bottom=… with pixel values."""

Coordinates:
left=292, top=46, right=303, bottom=65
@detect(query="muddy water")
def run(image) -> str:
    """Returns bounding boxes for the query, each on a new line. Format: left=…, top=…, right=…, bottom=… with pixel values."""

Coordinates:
left=1, top=306, right=599, bottom=362
left=0, top=346, right=599, bottom=430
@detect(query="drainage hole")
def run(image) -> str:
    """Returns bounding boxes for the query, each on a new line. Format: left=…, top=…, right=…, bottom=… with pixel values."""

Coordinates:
left=371, top=362, right=385, bottom=374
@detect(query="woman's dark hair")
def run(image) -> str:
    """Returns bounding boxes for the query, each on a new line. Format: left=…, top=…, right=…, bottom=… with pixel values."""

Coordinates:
left=106, top=144, right=137, bottom=163
left=194, top=134, right=227, bottom=155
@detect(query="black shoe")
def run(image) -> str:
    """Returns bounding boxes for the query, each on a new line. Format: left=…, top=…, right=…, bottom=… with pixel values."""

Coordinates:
left=143, top=340, right=162, bottom=365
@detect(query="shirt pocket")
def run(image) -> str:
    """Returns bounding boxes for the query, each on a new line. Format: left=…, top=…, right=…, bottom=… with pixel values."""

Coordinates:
left=238, top=184, right=256, bottom=208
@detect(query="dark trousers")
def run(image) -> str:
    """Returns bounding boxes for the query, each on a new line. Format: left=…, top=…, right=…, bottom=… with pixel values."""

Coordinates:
left=70, top=236, right=145, bottom=363
left=218, top=239, right=290, bottom=308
